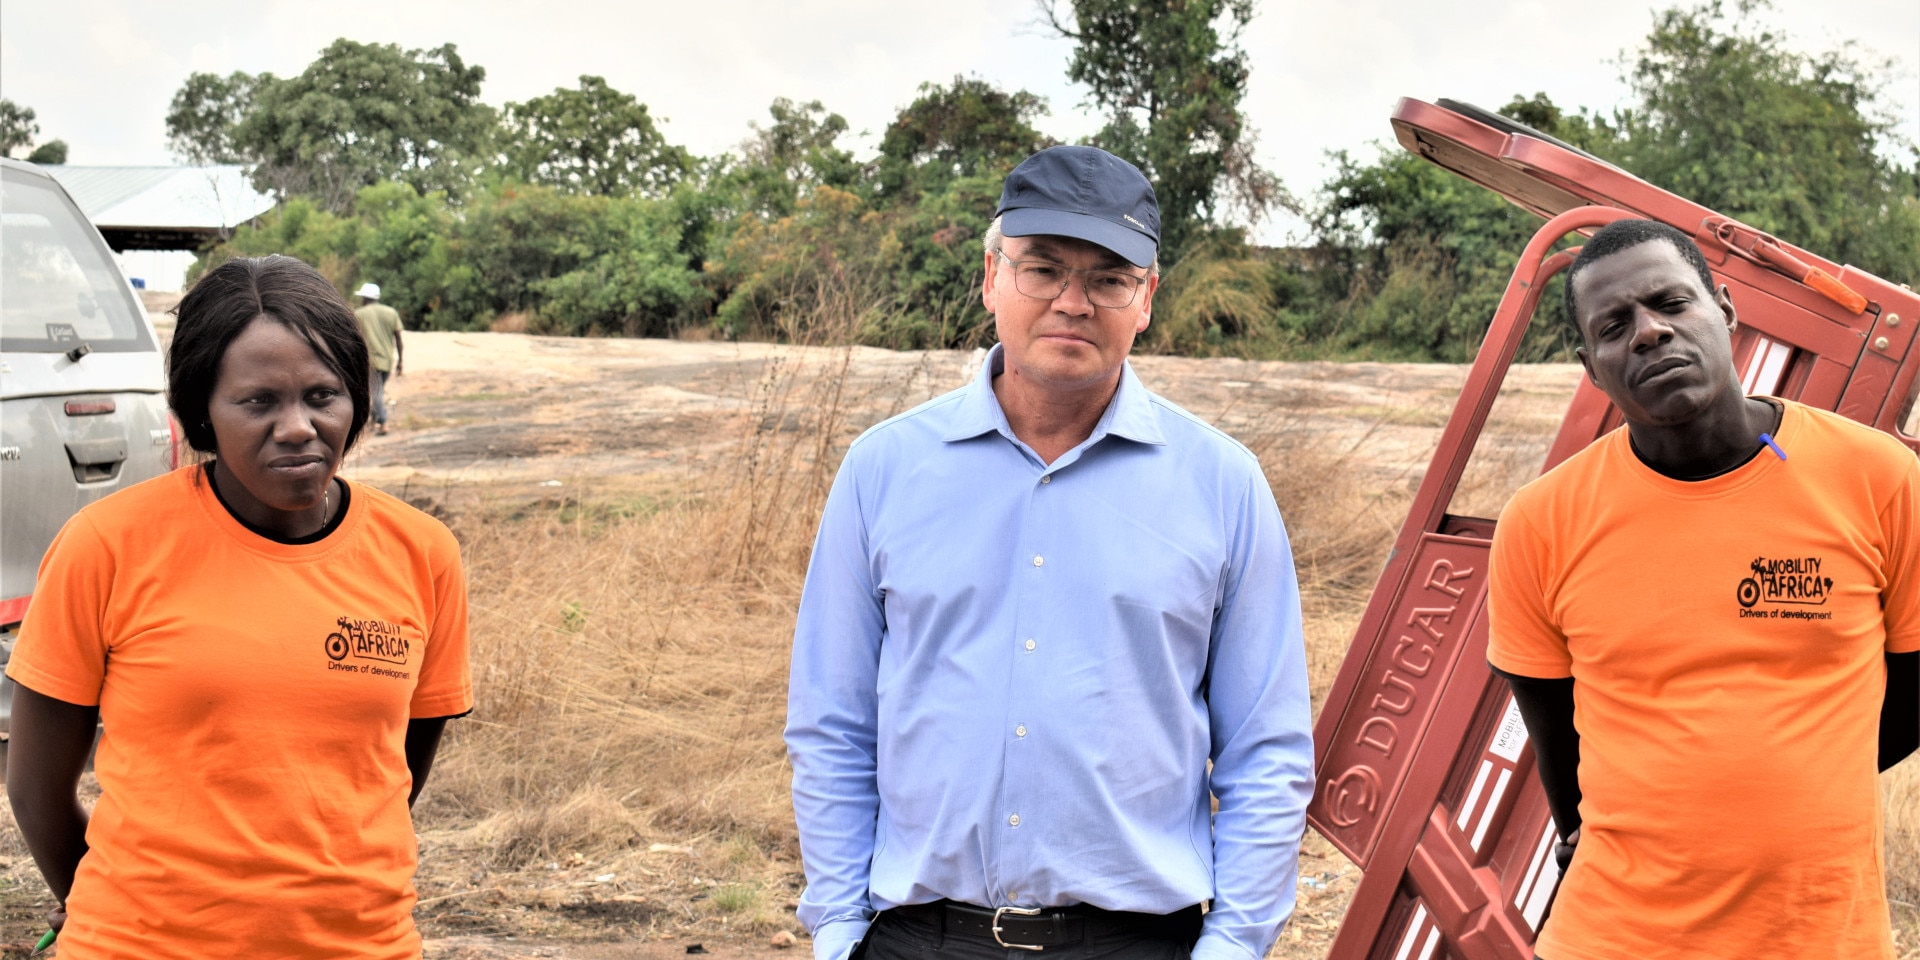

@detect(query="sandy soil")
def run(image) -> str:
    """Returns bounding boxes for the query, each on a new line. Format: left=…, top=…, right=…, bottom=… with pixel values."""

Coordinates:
left=343, top=332, right=1583, bottom=513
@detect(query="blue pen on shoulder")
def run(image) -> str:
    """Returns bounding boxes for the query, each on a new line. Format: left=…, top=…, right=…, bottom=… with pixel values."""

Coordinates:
left=1760, top=433, right=1787, bottom=461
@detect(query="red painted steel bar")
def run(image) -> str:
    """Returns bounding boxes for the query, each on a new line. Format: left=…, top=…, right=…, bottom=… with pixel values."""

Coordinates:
left=1311, top=213, right=1616, bottom=960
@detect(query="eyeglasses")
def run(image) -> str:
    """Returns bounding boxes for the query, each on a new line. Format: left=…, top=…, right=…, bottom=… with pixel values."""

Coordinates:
left=994, top=251, right=1149, bottom=309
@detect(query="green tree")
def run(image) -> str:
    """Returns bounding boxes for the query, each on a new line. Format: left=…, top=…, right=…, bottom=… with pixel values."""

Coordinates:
left=501, top=75, right=693, bottom=197
left=726, top=98, right=861, bottom=218
left=165, top=71, right=271, bottom=165
left=710, top=186, right=902, bottom=342
left=1039, top=0, right=1283, bottom=257
left=860, top=77, right=1054, bottom=346
left=1599, top=0, right=1920, bottom=280
left=874, top=77, right=1051, bottom=203
left=1, top=99, right=68, bottom=164
left=1310, top=144, right=1566, bottom=362
left=1300, top=2, right=1920, bottom=362
left=532, top=195, right=707, bottom=336
left=435, top=183, right=604, bottom=329
left=0, top=99, right=39, bottom=157
left=199, top=197, right=364, bottom=291
left=353, top=181, right=455, bottom=323
left=235, top=39, right=495, bottom=212
left=26, top=140, right=67, bottom=165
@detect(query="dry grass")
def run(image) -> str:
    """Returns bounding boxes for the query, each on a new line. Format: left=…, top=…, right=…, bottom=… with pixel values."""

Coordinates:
left=3, top=324, right=1914, bottom=954
left=404, top=339, right=1919, bottom=952
left=1889, top=761, right=1920, bottom=906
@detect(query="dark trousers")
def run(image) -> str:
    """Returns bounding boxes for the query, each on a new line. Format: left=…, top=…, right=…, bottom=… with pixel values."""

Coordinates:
left=370, top=368, right=391, bottom=425
left=857, top=906, right=1197, bottom=960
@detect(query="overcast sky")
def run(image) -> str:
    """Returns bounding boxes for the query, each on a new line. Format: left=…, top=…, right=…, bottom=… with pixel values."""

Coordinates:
left=3, top=0, right=1916, bottom=243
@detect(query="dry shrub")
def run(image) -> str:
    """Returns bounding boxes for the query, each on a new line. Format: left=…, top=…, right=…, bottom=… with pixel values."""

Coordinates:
left=476, top=783, right=648, bottom=867
left=489, top=311, right=530, bottom=334
left=1150, top=246, right=1282, bottom=355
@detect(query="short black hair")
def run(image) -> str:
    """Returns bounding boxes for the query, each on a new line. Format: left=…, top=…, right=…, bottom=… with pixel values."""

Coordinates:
left=1564, top=219, right=1718, bottom=335
left=170, top=255, right=371, bottom=455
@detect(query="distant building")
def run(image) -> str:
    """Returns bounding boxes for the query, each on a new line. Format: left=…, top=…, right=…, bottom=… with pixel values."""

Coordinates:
left=40, top=165, right=277, bottom=292
left=42, top=165, right=275, bottom=251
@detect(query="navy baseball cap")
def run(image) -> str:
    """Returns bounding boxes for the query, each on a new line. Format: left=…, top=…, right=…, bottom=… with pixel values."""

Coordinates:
left=996, top=146, right=1160, bottom=268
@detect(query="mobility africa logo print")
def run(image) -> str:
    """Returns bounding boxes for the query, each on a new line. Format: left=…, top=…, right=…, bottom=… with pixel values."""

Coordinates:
left=324, top=616, right=414, bottom=678
left=1737, top=555, right=1834, bottom=620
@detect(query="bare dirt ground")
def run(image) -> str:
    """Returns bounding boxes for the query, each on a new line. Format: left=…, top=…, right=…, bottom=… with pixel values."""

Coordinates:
left=342, top=332, right=1577, bottom=515
left=5, top=330, right=1915, bottom=958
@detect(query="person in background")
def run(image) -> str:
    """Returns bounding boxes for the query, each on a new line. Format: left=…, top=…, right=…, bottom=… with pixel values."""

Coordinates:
left=785, top=145, right=1314, bottom=960
left=354, top=281, right=403, bottom=436
left=1488, top=219, right=1919, bottom=960
left=6, top=255, right=472, bottom=959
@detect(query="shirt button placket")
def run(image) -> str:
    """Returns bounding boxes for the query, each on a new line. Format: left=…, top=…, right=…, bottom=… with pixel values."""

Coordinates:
left=1004, top=478, right=1050, bottom=886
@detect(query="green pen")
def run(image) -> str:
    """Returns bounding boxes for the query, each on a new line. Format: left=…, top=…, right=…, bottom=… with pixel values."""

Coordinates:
left=34, top=927, right=57, bottom=954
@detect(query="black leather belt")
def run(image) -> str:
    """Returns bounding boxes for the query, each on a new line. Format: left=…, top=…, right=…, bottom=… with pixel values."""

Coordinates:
left=888, top=900, right=1202, bottom=951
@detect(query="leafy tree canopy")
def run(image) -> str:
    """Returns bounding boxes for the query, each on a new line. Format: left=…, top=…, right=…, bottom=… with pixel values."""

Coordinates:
left=1040, top=0, right=1284, bottom=258
left=2, top=99, right=68, bottom=164
left=183, top=1, right=1917, bottom=362
left=874, top=76, right=1051, bottom=202
left=722, top=98, right=861, bottom=219
left=26, top=141, right=68, bottom=165
left=165, top=71, right=271, bottom=165
left=1599, top=0, right=1920, bottom=278
left=0, top=99, right=40, bottom=157
left=501, top=75, right=693, bottom=197
left=234, top=39, right=494, bottom=212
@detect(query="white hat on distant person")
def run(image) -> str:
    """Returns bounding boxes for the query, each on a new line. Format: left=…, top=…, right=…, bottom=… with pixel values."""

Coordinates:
left=355, top=282, right=381, bottom=300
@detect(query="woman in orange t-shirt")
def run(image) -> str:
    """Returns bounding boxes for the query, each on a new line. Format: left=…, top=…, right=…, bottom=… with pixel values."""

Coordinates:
left=5, top=255, right=473, bottom=959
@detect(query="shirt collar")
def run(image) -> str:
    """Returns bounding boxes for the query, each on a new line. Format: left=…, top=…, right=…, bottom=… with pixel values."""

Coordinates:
left=943, top=343, right=1166, bottom=447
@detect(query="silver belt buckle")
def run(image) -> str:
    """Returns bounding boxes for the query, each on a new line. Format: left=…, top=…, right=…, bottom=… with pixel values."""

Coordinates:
left=992, top=905, right=1046, bottom=951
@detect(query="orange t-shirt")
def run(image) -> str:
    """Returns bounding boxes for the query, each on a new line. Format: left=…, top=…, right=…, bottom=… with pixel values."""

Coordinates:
left=1488, top=400, right=1920, bottom=960
left=6, top=467, right=472, bottom=960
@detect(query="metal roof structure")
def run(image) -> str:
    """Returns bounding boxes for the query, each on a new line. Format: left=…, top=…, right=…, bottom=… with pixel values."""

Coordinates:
left=39, top=165, right=276, bottom=252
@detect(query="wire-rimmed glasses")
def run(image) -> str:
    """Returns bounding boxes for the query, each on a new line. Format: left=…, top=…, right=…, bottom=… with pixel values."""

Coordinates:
left=995, top=251, right=1149, bottom=309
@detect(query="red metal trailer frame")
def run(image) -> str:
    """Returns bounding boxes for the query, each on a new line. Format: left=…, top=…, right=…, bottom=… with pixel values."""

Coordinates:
left=1307, top=98, right=1920, bottom=960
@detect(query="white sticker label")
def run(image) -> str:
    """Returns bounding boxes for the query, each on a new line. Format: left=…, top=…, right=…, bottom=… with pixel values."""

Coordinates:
left=1489, top=698, right=1529, bottom=762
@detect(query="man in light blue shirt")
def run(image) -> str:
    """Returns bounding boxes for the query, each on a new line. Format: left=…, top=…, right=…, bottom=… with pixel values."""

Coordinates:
left=785, top=145, right=1313, bottom=960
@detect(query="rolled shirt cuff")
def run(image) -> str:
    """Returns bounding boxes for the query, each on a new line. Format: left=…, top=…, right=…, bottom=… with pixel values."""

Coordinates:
left=810, top=916, right=871, bottom=960
left=1189, top=927, right=1266, bottom=960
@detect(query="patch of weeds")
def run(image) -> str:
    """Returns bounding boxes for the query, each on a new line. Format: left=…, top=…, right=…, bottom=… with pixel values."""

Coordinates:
left=562, top=602, right=588, bottom=633
left=498, top=495, right=665, bottom=530
left=712, top=883, right=761, bottom=914
left=723, top=833, right=763, bottom=868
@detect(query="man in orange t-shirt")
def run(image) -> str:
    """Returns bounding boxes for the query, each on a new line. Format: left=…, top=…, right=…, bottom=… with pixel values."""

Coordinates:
left=1488, top=219, right=1920, bottom=960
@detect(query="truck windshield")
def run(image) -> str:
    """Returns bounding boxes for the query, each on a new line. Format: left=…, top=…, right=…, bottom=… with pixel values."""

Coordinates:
left=2, top=168, right=154, bottom=354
